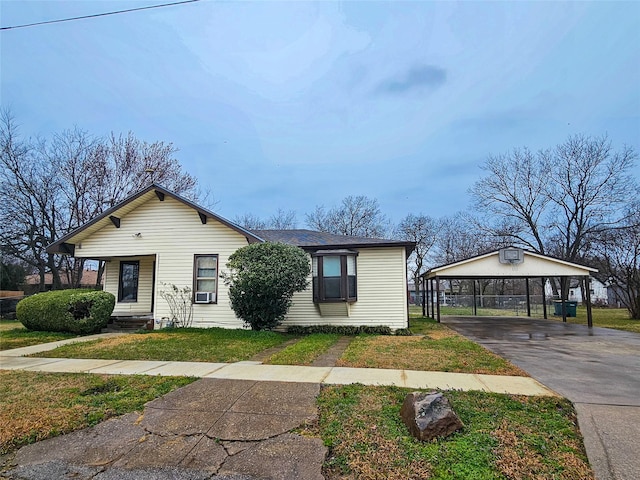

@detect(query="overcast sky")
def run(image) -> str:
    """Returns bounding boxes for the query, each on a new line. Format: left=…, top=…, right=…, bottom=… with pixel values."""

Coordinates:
left=1, top=0, right=639, bottom=226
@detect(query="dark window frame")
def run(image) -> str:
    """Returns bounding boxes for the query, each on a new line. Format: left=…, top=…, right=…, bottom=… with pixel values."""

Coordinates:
left=118, top=260, right=140, bottom=303
left=193, top=254, right=219, bottom=304
left=312, top=251, right=357, bottom=303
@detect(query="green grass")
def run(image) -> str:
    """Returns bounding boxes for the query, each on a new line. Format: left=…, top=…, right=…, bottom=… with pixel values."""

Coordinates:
left=35, top=327, right=288, bottom=362
left=265, top=333, right=341, bottom=365
left=0, top=320, right=80, bottom=350
left=410, top=305, right=640, bottom=333
left=0, top=370, right=194, bottom=454
left=310, top=384, right=592, bottom=479
left=551, top=306, right=640, bottom=333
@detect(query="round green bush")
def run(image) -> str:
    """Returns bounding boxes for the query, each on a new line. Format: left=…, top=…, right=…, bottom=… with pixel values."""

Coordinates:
left=17, top=289, right=115, bottom=334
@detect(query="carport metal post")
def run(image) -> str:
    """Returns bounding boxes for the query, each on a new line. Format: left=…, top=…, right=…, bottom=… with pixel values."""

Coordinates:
left=431, top=278, right=436, bottom=320
left=585, top=276, right=593, bottom=328
left=421, top=275, right=426, bottom=317
left=560, top=276, right=568, bottom=323
left=473, top=280, right=477, bottom=316
left=525, top=278, right=531, bottom=317
left=541, top=277, right=548, bottom=319
left=436, top=277, right=441, bottom=323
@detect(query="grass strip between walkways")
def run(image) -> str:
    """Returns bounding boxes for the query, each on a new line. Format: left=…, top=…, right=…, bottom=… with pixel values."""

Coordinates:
left=264, top=333, right=341, bottom=365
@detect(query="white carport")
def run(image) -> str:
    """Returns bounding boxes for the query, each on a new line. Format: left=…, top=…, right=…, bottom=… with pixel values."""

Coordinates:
left=421, top=247, right=598, bottom=326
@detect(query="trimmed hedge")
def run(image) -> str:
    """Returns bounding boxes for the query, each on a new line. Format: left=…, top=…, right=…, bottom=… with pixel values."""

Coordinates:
left=287, top=325, right=412, bottom=336
left=17, top=289, right=115, bottom=334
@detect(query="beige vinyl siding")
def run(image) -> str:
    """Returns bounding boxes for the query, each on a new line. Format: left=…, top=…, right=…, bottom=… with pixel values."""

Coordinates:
left=283, top=247, right=409, bottom=330
left=105, top=256, right=154, bottom=315
left=77, top=196, right=248, bottom=328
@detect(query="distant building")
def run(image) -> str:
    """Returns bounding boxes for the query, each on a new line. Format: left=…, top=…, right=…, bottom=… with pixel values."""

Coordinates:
left=23, top=270, right=103, bottom=295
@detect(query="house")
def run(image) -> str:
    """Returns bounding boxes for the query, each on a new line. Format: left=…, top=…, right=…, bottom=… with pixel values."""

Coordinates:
left=47, top=185, right=414, bottom=330
left=544, top=277, right=608, bottom=305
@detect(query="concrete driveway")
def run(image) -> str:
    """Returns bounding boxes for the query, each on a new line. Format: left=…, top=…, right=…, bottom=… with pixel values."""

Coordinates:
left=443, top=316, right=640, bottom=480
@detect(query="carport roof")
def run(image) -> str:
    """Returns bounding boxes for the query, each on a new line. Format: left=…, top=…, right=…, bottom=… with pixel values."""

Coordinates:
left=423, top=248, right=598, bottom=279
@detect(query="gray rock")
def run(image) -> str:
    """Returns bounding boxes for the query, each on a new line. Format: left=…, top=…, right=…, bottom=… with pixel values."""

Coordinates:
left=400, top=391, right=464, bottom=442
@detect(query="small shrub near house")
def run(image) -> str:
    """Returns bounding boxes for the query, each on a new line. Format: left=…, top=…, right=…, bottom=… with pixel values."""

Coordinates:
left=17, top=289, right=115, bottom=334
left=287, top=325, right=411, bottom=336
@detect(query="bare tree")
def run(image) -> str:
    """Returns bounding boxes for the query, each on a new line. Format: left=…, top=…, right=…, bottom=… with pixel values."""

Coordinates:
left=394, top=213, right=440, bottom=302
left=0, top=111, right=64, bottom=290
left=434, top=213, right=501, bottom=264
left=233, top=213, right=267, bottom=230
left=591, top=202, right=640, bottom=319
left=269, top=209, right=297, bottom=229
left=305, top=195, right=390, bottom=237
left=234, top=209, right=297, bottom=231
left=471, top=134, right=637, bottom=263
left=471, top=147, right=551, bottom=254
left=0, top=109, right=203, bottom=290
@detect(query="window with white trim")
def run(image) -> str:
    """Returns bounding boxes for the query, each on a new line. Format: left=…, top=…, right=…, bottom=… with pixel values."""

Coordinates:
left=312, top=251, right=357, bottom=302
left=193, top=255, right=218, bottom=303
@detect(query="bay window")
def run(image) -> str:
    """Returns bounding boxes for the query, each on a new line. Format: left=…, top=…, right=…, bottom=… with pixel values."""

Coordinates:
left=312, top=250, right=357, bottom=302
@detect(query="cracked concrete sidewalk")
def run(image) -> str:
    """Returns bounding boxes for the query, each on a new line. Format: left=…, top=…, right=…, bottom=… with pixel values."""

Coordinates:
left=2, top=379, right=326, bottom=480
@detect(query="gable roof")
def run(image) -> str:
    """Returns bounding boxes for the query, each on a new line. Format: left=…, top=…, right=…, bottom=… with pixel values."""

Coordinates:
left=423, top=247, right=598, bottom=279
left=46, top=184, right=262, bottom=254
left=253, top=229, right=415, bottom=253
left=46, top=185, right=415, bottom=256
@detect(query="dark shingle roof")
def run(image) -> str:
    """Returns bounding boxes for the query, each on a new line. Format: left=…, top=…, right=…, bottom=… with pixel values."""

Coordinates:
left=252, top=229, right=414, bottom=252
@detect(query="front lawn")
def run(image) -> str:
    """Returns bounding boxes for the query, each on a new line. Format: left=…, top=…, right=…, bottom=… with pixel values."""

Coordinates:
left=0, top=370, right=193, bottom=454
left=0, top=372, right=593, bottom=479
left=0, top=320, right=79, bottom=351
left=35, top=327, right=288, bottom=363
left=309, top=384, right=592, bottom=479
left=32, top=324, right=524, bottom=376
left=338, top=320, right=525, bottom=376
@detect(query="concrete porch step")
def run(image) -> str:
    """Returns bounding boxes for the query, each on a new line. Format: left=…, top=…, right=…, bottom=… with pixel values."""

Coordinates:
left=103, top=315, right=153, bottom=332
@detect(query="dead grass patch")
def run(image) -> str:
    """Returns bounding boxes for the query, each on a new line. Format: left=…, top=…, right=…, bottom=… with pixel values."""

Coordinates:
left=493, top=419, right=593, bottom=480
left=0, top=370, right=193, bottom=454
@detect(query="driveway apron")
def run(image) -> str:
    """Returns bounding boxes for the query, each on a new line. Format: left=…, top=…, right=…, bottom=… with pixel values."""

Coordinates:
left=443, top=316, right=640, bottom=480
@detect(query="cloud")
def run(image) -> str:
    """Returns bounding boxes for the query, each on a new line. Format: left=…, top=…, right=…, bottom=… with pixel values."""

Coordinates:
left=376, top=65, right=447, bottom=95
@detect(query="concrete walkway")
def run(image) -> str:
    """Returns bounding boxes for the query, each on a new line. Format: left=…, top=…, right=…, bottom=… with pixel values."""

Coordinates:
left=443, top=316, right=640, bottom=480
left=0, top=334, right=554, bottom=396
left=4, top=378, right=326, bottom=480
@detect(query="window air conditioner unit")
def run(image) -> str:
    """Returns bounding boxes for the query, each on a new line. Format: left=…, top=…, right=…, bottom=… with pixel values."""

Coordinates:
left=195, top=292, right=215, bottom=303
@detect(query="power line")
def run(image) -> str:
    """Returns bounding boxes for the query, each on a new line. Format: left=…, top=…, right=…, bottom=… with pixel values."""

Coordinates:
left=0, top=0, right=202, bottom=31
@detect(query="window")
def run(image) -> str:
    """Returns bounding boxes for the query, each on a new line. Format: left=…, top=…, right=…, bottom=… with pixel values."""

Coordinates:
left=312, top=251, right=357, bottom=302
left=118, top=261, right=139, bottom=302
left=194, top=255, right=218, bottom=303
